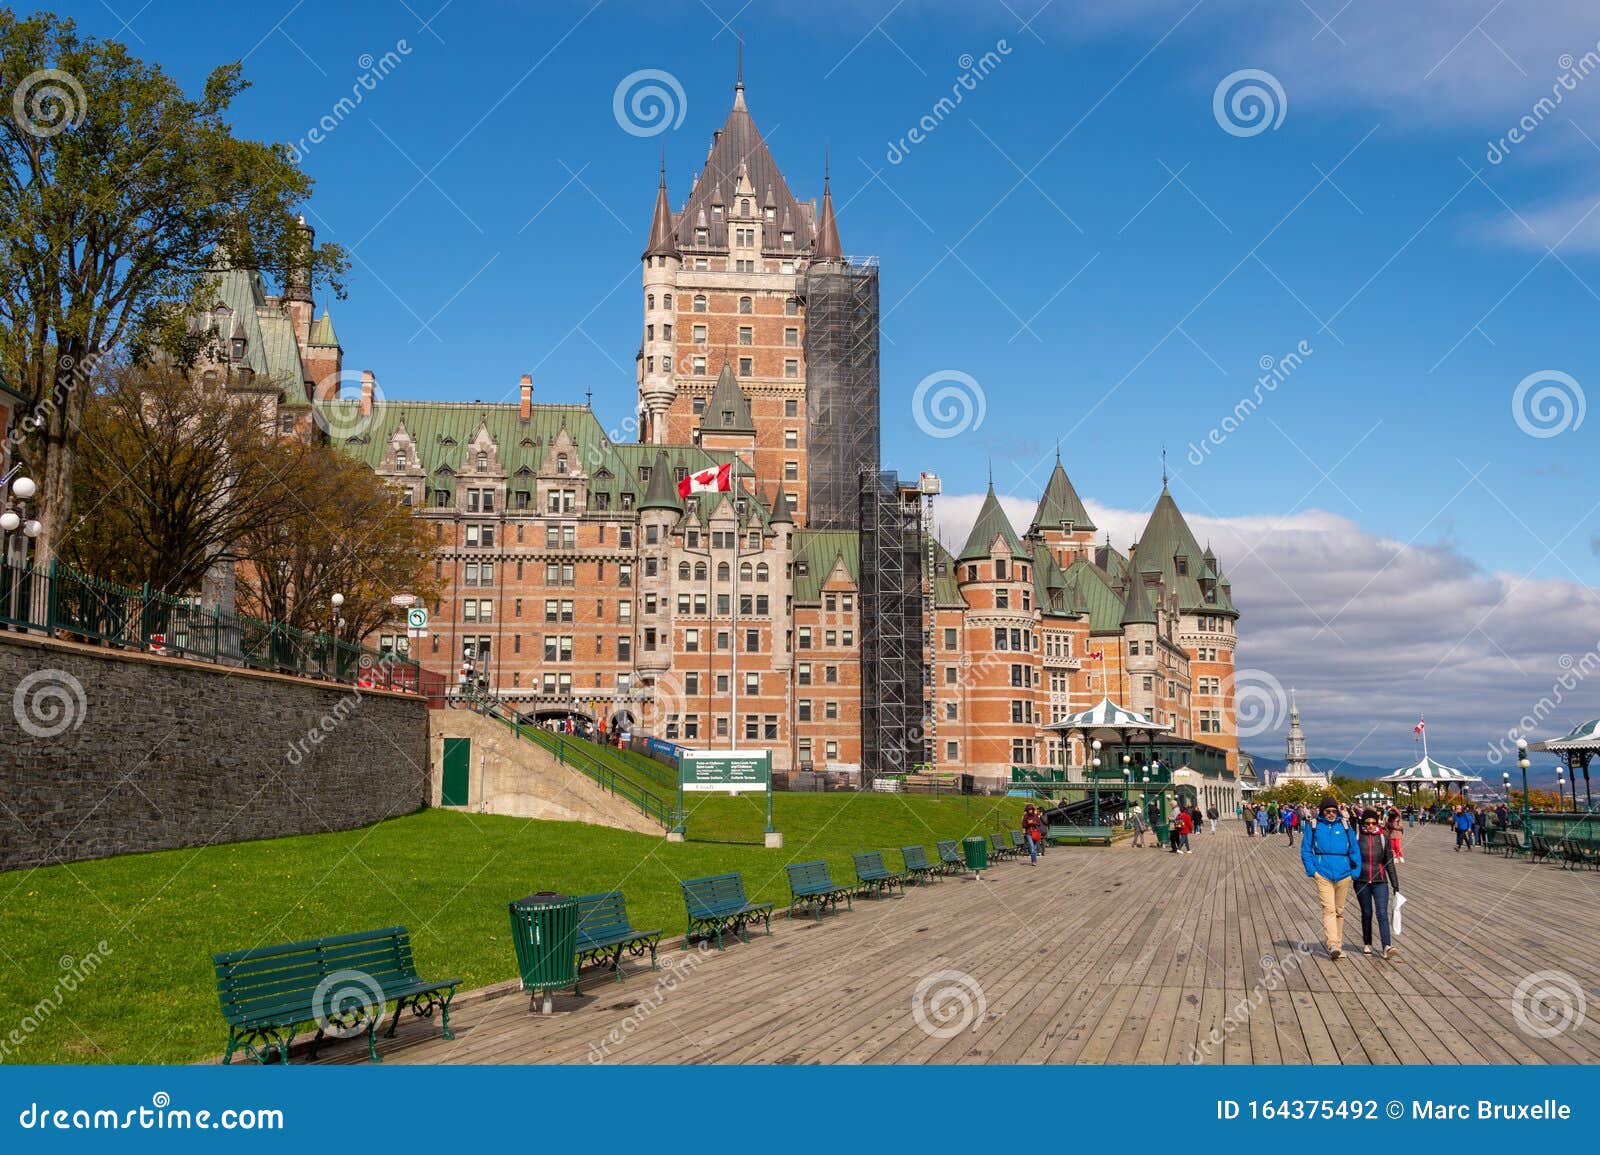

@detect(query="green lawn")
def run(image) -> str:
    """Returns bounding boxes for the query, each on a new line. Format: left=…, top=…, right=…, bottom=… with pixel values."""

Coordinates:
left=0, top=792, right=1027, bottom=1065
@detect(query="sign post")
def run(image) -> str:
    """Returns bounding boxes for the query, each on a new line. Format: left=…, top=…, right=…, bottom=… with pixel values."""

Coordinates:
left=675, top=750, right=780, bottom=847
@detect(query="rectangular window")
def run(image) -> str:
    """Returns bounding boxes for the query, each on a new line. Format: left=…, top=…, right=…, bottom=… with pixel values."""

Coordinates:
left=784, top=359, right=798, bottom=379
left=798, top=699, right=812, bottom=722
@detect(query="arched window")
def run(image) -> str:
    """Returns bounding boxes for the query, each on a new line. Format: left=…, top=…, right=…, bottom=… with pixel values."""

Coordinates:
left=647, top=293, right=655, bottom=309
left=740, top=198, right=751, bottom=215
left=717, top=562, right=730, bottom=582
left=476, top=451, right=488, bottom=473
left=663, top=293, right=672, bottom=309
left=694, top=562, right=707, bottom=582
left=755, top=563, right=769, bottom=582
left=738, top=296, right=753, bottom=314
left=556, top=454, right=568, bottom=475
left=678, top=562, right=691, bottom=580
left=740, top=562, right=753, bottom=582
left=693, top=294, right=707, bottom=313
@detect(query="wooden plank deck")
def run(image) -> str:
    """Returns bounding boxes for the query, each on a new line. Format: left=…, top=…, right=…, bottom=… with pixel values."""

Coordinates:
left=315, top=823, right=1600, bottom=1064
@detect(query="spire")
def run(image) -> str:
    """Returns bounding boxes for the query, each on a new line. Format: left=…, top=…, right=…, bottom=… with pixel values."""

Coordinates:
left=1120, top=567, right=1157, bottom=626
left=639, top=449, right=684, bottom=513
left=769, top=480, right=794, bottom=524
left=699, top=359, right=756, bottom=435
left=813, top=156, right=842, bottom=261
left=732, top=34, right=746, bottom=110
left=1028, top=456, right=1096, bottom=536
left=643, top=159, right=677, bottom=259
left=958, top=483, right=1026, bottom=563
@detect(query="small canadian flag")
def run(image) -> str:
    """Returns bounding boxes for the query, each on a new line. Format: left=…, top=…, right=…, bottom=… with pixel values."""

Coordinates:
left=1414, top=717, right=1426, bottom=734
left=1086, top=649, right=1104, bottom=661
left=678, top=462, right=733, bottom=498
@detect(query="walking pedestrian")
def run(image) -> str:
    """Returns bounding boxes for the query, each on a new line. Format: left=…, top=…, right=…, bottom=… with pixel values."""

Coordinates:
left=1206, top=803, right=1219, bottom=834
left=1173, top=807, right=1194, bottom=855
left=1284, top=805, right=1297, bottom=845
left=1385, top=807, right=1404, bottom=895
left=1472, top=805, right=1487, bottom=847
left=1131, top=806, right=1148, bottom=847
left=1243, top=805, right=1256, bottom=838
left=1302, top=795, right=1361, bottom=959
left=1022, top=804, right=1044, bottom=866
left=1353, top=809, right=1397, bottom=959
left=1452, top=805, right=1473, bottom=851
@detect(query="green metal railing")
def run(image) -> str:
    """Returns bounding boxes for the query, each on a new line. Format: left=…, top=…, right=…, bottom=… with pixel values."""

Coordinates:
left=0, top=558, right=422, bottom=693
left=455, top=686, right=675, bottom=827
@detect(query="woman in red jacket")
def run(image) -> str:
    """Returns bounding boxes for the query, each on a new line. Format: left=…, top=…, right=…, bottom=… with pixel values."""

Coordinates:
left=1173, top=807, right=1194, bottom=855
left=1354, top=809, right=1398, bottom=958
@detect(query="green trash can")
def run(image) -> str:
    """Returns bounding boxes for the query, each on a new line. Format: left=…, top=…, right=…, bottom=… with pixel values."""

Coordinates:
left=962, top=835, right=988, bottom=874
left=508, top=891, right=578, bottom=1013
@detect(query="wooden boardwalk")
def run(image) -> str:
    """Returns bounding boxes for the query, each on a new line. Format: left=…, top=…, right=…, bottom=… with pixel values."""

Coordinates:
left=319, top=823, right=1600, bottom=1064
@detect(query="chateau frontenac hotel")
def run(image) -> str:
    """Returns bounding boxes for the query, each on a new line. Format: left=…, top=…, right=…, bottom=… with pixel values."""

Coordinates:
left=209, top=75, right=1240, bottom=795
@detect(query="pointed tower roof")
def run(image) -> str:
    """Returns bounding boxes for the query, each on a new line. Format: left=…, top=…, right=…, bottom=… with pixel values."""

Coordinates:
left=639, top=449, right=684, bottom=513
left=769, top=481, right=794, bottom=524
left=676, top=78, right=814, bottom=251
left=958, top=485, right=1026, bottom=562
left=1135, top=483, right=1238, bottom=617
left=812, top=162, right=842, bottom=261
left=1120, top=568, right=1157, bottom=626
left=1029, top=453, right=1096, bottom=535
left=643, top=158, right=678, bottom=259
left=308, top=309, right=340, bottom=348
left=699, top=360, right=756, bottom=435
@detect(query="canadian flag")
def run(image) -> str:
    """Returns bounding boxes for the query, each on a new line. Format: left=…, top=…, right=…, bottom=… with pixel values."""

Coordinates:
left=678, top=462, right=733, bottom=497
left=1086, top=649, right=1104, bottom=661
left=1414, top=718, right=1425, bottom=734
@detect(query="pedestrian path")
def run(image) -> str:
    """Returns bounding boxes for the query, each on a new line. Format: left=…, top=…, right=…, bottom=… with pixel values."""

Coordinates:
left=315, top=823, right=1600, bottom=1064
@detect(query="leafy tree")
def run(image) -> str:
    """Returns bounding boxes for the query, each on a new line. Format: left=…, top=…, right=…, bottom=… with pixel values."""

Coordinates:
left=0, top=9, right=345, bottom=562
left=65, top=358, right=322, bottom=591
left=234, top=449, right=440, bottom=643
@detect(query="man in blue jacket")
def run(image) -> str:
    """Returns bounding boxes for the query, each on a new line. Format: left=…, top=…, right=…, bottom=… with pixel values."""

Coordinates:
left=1302, top=795, right=1362, bottom=959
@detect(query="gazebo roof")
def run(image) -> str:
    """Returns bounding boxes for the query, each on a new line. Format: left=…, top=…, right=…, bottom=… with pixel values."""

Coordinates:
left=1378, top=755, right=1483, bottom=784
left=1043, top=696, right=1169, bottom=734
left=1536, top=718, right=1600, bottom=752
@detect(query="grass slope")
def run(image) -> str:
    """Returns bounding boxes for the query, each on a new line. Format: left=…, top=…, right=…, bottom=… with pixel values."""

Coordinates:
left=0, top=792, right=1026, bottom=1065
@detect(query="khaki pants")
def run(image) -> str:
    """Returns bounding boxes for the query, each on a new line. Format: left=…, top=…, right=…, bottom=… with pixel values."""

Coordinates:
left=1315, top=876, right=1352, bottom=950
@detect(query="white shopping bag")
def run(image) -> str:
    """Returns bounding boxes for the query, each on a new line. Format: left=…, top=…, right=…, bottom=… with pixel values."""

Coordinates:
left=1392, top=891, right=1406, bottom=936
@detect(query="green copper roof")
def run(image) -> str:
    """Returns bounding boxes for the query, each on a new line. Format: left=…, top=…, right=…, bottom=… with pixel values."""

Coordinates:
left=308, top=309, right=340, bottom=348
left=792, top=530, right=858, bottom=603
left=1120, top=569, right=1157, bottom=626
left=207, top=266, right=305, bottom=392
left=699, top=360, right=755, bottom=435
left=1029, top=457, right=1096, bottom=534
left=1064, top=557, right=1131, bottom=634
left=929, top=538, right=963, bottom=607
left=1134, top=486, right=1238, bottom=616
left=958, top=485, right=1026, bottom=562
left=639, top=449, right=683, bottom=512
left=1030, top=541, right=1077, bottom=619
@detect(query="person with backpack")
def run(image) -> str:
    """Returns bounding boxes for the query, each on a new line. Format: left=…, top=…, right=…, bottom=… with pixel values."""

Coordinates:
left=1452, top=805, right=1474, bottom=851
left=1206, top=803, right=1219, bottom=834
left=1353, top=809, right=1398, bottom=959
left=1172, top=806, right=1194, bottom=855
left=1283, top=805, right=1298, bottom=845
left=1022, top=804, right=1044, bottom=866
left=1243, top=804, right=1256, bottom=838
left=1130, top=806, right=1148, bottom=847
left=1302, top=795, right=1362, bottom=959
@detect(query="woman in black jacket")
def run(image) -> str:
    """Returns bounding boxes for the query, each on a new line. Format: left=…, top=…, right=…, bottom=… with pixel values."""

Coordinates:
left=1353, top=809, right=1398, bottom=959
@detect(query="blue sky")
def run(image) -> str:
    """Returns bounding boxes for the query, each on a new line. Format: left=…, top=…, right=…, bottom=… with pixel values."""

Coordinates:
left=54, top=0, right=1600, bottom=769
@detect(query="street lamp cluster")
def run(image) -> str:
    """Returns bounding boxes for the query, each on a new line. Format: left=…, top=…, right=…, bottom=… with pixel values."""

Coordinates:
left=1, top=472, right=41, bottom=545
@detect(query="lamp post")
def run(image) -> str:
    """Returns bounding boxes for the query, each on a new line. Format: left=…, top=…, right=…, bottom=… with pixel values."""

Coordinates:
left=329, top=592, right=345, bottom=678
left=1557, top=766, right=1567, bottom=813
left=1517, top=738, right=1532, bottom=847
left=1091, top=739, right=1103, bottom=828
left=1, top=472, right=42, bottom=623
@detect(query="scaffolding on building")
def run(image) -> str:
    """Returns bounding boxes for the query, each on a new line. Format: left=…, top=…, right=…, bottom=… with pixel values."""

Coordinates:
left=859, top=468, right=924, bottom=784
left=802, top=258, right=879, bottom=532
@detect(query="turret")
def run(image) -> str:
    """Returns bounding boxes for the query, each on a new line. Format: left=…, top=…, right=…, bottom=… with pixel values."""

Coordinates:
left=640, top=161, right=681, bottom=444
left=637, top=450, right=680, bottom=675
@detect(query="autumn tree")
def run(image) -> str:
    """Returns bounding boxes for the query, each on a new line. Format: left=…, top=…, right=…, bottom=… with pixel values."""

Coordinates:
left=234, top=449, right=439, bottom=643
left=0, top=9, right=345, bottom=562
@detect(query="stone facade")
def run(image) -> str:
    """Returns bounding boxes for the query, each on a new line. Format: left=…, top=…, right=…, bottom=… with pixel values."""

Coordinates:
left=0, top=632, right=428, bottom=870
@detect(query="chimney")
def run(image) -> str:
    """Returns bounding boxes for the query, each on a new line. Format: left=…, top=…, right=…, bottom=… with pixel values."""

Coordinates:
left=360, top=369, right=375, bottom=417
left=519, top=373, right=532, bottom=420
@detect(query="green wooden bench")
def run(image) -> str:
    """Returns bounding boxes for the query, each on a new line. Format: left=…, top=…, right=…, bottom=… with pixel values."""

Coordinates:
left=1531, top=834, right=1557, bottom=863
left=900, top=845, right=940, bottom=884
left=1048, top=824, right=1115, bottom=846
left=989, top=831, right=1019, bottom=861
left=785, top=860, right=854, bottom=920
left=936, top=839, right=966, bottom=875
left=1501, top=830, right=1528, bottom=858
left=681, top=873, right=773, bottom=950
left=853, top=850, right=908, bottom=897
left=213, top=926, right=459, bottom=1065
left=574, top=891, right=663, bottom=990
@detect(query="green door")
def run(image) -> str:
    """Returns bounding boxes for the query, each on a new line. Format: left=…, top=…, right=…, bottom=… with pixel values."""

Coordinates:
left=441, top=737, right=471, bottom=807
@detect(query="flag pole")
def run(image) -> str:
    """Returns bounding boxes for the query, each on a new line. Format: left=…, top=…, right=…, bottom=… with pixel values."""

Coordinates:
left=730, top=468, right=739, bottom=751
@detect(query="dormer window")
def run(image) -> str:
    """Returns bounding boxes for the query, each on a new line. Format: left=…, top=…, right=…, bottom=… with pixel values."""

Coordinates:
left=476, top=451, right=488, bottom=473
left=740, top=198, right=751, bottom=215
left=781, top=230, right=794, bottom=247
left=1175, top=555, right=1188, bottom=576
left=395, top=451, right=408, bottom=470
left=711, top=204, right=722, bottom=217
left=695, top=227, right=709, bottom=245
left=1061, top=519, right=1073, bottom=534
left=230, top=336, right=246, bottom=362
left=556, top=454, right=568, bottom=475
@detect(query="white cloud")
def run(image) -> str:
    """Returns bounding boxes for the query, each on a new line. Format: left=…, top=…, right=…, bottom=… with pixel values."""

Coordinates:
left=934, top=491, right=1600, bottom=771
